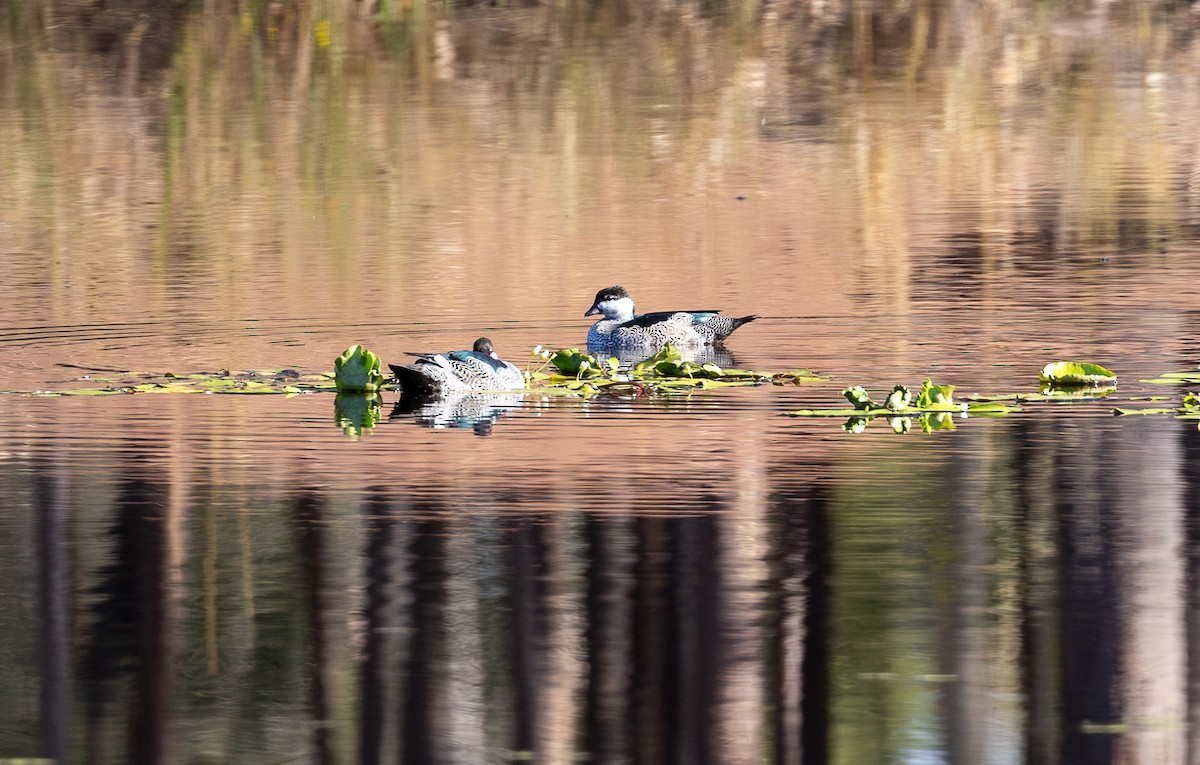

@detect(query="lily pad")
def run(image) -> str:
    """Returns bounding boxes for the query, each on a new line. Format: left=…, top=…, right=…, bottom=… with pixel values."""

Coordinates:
left=549, top=348, right=606, bottom=377
left=1112, top=391, right=1200, bottom=418
left=1143, top=370, right=1200, bottom=385
left=1112, top=407, right=1183, bottom=416
left=1038, top=361, right=1116, bottom=386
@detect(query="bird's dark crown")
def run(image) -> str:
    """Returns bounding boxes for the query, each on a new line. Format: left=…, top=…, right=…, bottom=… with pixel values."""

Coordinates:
left=593, top=285, right=630, bottom=303
left=473, top=337, right=495, bottom=354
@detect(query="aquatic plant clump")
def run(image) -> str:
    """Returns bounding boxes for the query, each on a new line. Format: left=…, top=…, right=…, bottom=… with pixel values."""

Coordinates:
left=334, top=344, right=387, bottom=392
left=527, top=344, right=824, bottom=396
left=786, top=378, right=1019, bottom=427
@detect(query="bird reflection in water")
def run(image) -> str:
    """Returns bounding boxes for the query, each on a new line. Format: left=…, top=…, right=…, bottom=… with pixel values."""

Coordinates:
left=390, top=391, right=526, bottom=436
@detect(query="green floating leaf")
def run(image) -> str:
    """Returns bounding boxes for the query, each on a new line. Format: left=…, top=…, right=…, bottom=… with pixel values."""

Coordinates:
left=550, top=348, right=585, bottom=374
left=915, top=379, right=955, bottom=408
left=631, top=345, right=684, bottom=377
left=1143, top=370, right=1200, bottom=385
left=130, top=383, right=203, bottom=394
left=970, top=389, right=1113, bottom=402
left=965, top=402, right=1020, bottom=415
left=698, top=379, right=760, bottom=389
left=334, top=345, right=386, bottom=392
left=1038, top=361, right=1117, bottom=386
left=1112, top=407, right=1181, bottom=416
left=1113, top=391, right=1200, bottom=417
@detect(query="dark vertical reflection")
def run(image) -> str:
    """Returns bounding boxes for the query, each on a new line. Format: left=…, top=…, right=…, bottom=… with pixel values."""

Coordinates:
left=360, top=488, right=396, bottom=765
left=34, top=458, right=70, bottom=762
left=767, top=493, right=800, bottom=764
left=767, top=481, right=831, bottom=765
left=80, top=459, right=174, bottom=765
left=669, top=512, right=720, bottom=765
left=625, top=508, right=728, bottom=765
left=1057, top=423, right=1121, bottom=764
left=1183, top=423, right=1200, bottom=765
left=296, top=490, right=335, bottom=765
left=1015, top=421, right=1062, bottom=765
left=943, top=443, right=990, bottom=764
left=800, top=487, right=831, bottom=765
left=508, top=516, right=548, bottom=760
left=401, top=515, right=448, bottom=765
left=630, top=517, right=669, bottom=764
left=584, top=515, right=636, bottom=764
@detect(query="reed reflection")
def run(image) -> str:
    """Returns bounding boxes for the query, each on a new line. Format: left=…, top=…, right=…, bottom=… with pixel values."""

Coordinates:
left=13, top=414, right=1200, bottom=762
left=34, top=457, right=70, bottom=764
left=79, top=459, right=178, bottom=765
left=337, top=484, right=834, bottom=764
left=1185, top=424, right=1200, bottom=765
left=1012, top=417, right=1192, bottom=765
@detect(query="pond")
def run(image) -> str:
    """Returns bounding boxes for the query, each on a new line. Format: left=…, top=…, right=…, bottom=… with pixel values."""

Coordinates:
left=3, top=1, right=1200, bottom=763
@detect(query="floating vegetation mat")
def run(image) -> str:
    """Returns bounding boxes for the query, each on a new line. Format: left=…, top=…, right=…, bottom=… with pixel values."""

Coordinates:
left=15, top=352, right=1200, bottom=429
left=785, top=379, right=1021, bottom=433
left=528, top=345, right=824, bottom=397
left=1113, top=392, right=1200, bottom=419
left=15, top=344, right=823, bottom=399
left=20, top=369, right=339, bottom=396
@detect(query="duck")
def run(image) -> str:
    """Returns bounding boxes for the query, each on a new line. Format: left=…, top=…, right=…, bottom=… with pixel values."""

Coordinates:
left=389, top=337, right=525, bottom=396
left=584, top=285, right=758, bottom=351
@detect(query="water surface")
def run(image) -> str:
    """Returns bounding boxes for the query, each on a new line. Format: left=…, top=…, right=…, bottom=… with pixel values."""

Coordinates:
left=3, top=1, right=1200, bottom=763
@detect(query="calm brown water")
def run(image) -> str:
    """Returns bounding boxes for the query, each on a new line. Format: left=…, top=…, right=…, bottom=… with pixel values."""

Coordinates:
left=4, top=1, right=1200, bottom=763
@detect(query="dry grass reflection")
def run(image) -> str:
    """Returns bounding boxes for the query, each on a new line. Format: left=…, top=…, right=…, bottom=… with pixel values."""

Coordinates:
left=2, top=1, right=1198, bottom=342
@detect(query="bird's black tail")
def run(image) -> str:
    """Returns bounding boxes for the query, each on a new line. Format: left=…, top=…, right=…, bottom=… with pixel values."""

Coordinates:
left=389, top=364, right=440, bottom=396
left=711, top=314, right=758, bottom=341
